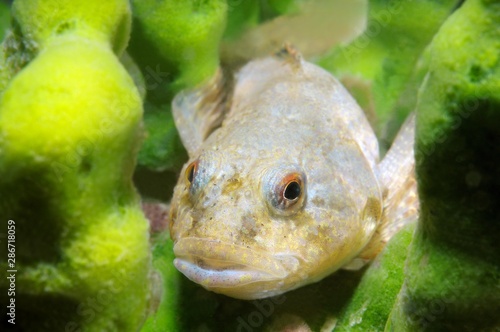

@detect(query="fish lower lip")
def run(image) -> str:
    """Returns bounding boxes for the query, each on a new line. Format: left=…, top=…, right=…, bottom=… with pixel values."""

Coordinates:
left=173, top=238, right=299, bottom=287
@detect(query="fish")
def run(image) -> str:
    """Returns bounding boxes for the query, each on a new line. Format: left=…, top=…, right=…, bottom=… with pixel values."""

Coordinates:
left=169, top=45, right=418, bottom=300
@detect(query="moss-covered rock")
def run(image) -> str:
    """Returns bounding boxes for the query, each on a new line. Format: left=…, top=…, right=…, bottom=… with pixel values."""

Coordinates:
left=388, top=0, right=500, bottom=330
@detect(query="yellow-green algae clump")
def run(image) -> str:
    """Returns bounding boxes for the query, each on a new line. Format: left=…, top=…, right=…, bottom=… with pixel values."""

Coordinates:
left=0, top=1, right=151, bottom=331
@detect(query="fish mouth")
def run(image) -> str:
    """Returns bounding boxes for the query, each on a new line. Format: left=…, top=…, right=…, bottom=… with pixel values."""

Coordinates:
left=173, top=237, right=300, bottom=290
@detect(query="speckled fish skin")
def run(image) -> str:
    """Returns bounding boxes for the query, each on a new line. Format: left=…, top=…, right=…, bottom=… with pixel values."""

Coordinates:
left=169, top=50, right=416, bottom=300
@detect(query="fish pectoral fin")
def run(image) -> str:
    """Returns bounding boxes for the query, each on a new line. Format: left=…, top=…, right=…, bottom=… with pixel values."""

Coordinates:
left=342, top=257, right=369, bottom=271
left=358, top=113, right=419, bottom=260
left=172, top=68, right=228, bottom=156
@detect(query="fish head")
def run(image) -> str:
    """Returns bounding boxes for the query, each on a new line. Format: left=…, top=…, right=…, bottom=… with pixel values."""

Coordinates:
left=169, top=140, right=382, bottom=299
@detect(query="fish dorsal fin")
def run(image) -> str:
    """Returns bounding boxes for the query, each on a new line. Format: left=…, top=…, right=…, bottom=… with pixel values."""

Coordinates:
left=352, top=113, right=419, bottom=265
left=172, top=68, right=228, bottom=156
left=275, top=43, right=303, bottom=70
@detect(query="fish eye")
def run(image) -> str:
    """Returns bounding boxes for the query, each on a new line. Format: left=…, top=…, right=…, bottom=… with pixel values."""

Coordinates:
left=183, top=152, right=220, bottom=200
left=283, top=181, right=301, bottom=201
left=263, top=168, right=306, bottom=215
left=277, top=174, right=304, bottom=208
left=185, top=160, right=198, bottom=184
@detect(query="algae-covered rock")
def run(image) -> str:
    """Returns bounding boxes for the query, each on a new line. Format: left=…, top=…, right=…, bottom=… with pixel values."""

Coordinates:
left=319, top=0, right=461, bottom=147
left=388, top=0, right=500, bottom=330
left=0, top=1, right=151, bottom=331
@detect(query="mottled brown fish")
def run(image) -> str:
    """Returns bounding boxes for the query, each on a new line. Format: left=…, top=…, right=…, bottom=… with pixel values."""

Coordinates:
left=169, top=47, right=418, bottom=300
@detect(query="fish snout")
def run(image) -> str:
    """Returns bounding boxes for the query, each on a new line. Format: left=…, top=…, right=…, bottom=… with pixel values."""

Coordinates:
left=173, top=237, right=301, bottom=297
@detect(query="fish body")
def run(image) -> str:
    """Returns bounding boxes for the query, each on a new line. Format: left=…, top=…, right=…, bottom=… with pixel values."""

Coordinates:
left=169, top=49, right=417, bottom=300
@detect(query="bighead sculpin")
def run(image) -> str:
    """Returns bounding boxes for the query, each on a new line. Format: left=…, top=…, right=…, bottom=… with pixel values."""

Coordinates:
left=169, top=46, right=418, bottom=300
